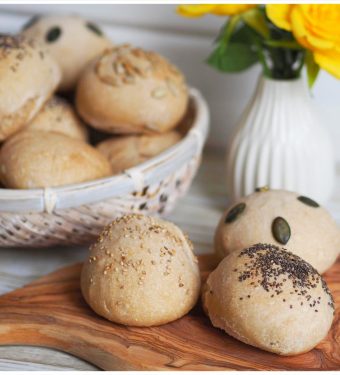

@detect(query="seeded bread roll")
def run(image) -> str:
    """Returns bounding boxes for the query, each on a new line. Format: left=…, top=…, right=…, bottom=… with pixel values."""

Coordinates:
left=0, top=130, right=112, bottom=189
left=214, top=189, right=340, bottom=274
left=76, top=44, right=188, bottom=134
left=26, top=96, right=88, bottom=141
left=203, top=243, right=335, bottom=356
left=81, top=214, right=201, bottom=327
left=22, top=15, right=112, bottom=92
left=0, top=35, right=61, bottom=141
left=96, top=131, right=181, bottom=174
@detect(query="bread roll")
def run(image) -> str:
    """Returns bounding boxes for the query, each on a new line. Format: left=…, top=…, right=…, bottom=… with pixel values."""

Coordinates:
left=76, top=44, right=188, bottom=134
left=97, top=131, right=181, bottom=174
left=26, top=96, right=88, bottom=141
left=203, top=243, right=335, bottom=356
left=0, top=130, right=112, bottom=188
left=214, top=189, right=340, bottom=273
left=22, top=15, right=112, bottom=92
left=81, top=214, right=201, bottom=327
left=0, top=35, right=61, bottom=141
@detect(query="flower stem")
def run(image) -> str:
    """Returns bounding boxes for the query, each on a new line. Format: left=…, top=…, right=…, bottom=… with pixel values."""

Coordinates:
left=264, top=39, right=302, bottom=50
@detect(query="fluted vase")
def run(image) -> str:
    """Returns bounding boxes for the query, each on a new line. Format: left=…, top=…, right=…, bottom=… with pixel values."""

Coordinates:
left=226, top=76, right=335, bottom=203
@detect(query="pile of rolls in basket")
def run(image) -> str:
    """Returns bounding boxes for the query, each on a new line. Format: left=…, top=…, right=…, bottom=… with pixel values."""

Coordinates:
left=0, top=15, right=209, bottom=247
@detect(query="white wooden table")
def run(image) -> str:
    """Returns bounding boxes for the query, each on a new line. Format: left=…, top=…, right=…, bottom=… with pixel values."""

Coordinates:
left=0, top=148, right=339, bottom=370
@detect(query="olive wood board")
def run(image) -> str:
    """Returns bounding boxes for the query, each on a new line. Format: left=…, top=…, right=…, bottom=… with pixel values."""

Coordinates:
left=0, top=254, right=339, bottom=371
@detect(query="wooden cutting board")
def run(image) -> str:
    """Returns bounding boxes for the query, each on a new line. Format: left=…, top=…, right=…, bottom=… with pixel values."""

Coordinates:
left=0, top=254, right=339, bottom=370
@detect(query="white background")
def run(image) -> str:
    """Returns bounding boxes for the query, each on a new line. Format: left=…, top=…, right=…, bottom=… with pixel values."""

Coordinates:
left=1, top=4, right=339, bottom=160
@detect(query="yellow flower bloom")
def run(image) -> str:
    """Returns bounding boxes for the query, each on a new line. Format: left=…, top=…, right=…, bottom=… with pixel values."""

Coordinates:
left=266, top=4, right=293, bottom=31
left=177, top=4, right=256, bottom=18
left=266, top=4, right=340, bottom=79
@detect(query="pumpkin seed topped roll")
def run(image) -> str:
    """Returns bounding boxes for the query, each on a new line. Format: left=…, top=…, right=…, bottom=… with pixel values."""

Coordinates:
left=76, top=44, right=188, bottom=134
left=214, top=189, right=340, bottom=274
left=22, top=15, right=112, bottom=92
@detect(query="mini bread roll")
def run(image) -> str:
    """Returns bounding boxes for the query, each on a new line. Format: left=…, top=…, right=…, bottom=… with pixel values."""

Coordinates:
left=26, top=96, right=88, bottom=141
left=97, top=131, right=181, bottom=174
left=203, top=243, right=335, bottom=356
left=22, top=15, right=112, bottom=92
left=0, top=35, right=61, bottom=141
left=81, top=214, right=201, bottom=327
left=0, top=130, right=112, bottom=188
left=76, top=44, right=188, bottom=134
left=214, top=189, right=340, bottom=274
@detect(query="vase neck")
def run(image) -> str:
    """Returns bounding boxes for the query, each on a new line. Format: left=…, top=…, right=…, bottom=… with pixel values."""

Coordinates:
left=255, top=76, right=309, bottom=102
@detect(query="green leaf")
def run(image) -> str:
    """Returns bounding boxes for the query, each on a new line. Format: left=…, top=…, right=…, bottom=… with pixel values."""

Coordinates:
left=241, top=7, right=270, bottom=39
left=220, top=15, right=241, bottom=46
left=230, top=24, right=260, bottom=45
left=305, top=51, right=320, bottom=88
left=207, top=42, right=258, bottom=73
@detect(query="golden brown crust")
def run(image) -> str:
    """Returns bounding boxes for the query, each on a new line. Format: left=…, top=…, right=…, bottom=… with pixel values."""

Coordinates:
left=22, top=15, right=112, bottom=92
left=96, top=131, right=181, bottom=174
left=0, top=35, right=61, bottom=141
left=0, top=130, right=112, bottom=188
left=26, top=96, right=88, bottom=141
left=203, top=244, right=335, bottom=356
left=214, top=189, right=340, bottom=274
left=76, top=44, right=188, bottom=134
left=81, top=214, right=201, bottom=327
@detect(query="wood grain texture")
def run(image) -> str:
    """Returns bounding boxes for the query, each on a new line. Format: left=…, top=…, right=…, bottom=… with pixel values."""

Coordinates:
left=0, top=254, right=339, bottom=370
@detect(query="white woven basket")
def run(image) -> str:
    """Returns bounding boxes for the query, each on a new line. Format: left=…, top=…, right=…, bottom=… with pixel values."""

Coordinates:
left=0, top=88, right=209, bottom=247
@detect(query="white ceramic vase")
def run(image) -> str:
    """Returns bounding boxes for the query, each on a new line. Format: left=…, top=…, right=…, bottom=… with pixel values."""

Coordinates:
left=226, top=75, right=335, bottom=204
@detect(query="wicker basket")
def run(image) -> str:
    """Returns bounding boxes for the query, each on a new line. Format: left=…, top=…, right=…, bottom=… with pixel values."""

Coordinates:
left=0, top=88, right=209, bottom=247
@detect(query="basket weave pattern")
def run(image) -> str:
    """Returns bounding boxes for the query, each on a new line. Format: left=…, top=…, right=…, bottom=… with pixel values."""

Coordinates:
left=0, top=156, right=200, bottom=247
left=0, top=89, right=209, bottom=247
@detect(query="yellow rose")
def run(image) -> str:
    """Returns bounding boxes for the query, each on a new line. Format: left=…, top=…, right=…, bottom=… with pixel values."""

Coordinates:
left=266, top=4, right=293, bottom=31
left=177, top=4, right=256, bottom=17
left=266, top=4, right=340, bottom=79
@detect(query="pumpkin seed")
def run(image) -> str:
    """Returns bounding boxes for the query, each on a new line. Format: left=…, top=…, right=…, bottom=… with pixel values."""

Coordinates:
left=46, top=27, right=62, bottom=43
left=225, top=203, right=246, bottom=223
left=255, top=185, right=269, bottom=192
left=297, top=196, right=319, bottom=208
left=86, top=22, right=103, bottom=36
left=22, top=15, right=41, bottom=31
left=272, top=217, right=291, bottom=245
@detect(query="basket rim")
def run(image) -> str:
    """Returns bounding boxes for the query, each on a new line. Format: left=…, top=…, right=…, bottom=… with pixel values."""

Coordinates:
left=0, top=87, right=210, bottom=213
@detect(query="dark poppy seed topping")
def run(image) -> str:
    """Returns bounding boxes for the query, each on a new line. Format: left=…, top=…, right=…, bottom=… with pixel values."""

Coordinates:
left=237, top=243, right=334, bottom=312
